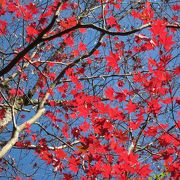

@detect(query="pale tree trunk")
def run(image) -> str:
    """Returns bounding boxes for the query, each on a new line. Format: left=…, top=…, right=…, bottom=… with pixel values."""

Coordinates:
left=0, top=102, right=19, bottom=133
left=0, top=107, right=12, bottom=132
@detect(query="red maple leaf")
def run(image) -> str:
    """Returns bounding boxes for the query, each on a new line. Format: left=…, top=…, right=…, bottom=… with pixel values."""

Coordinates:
left=161, top=97, right=173, bottom=104
left=62, top=124, right=69, bottom=138
left=174, top=66, right=180, bottom=75
left=7, top=3, right=17, bottom=12
left=79, top=28, right=86, bottom=33
left=80, top=121, right=90, bottom=132
left=68, top=157, right=80, bottom=173
left=78, top=42, right=87, bottom=51
left=106, top=52, right=120, bottom=70
left=26, top=25, right=38, bottom=36
left=39, top=150, right=53, bottom=164
left=0, top=20, right=7, bottom=35
left=129, top=121, right=140, bottom=130
left=101, top=163, right=112, bottom=178
left=105, top=87, right=114, bottom=100
left=48, top=72, right=56, bottom=81
left=64, top=35, right=74, bottom=46
left=26, top=2, right=38, bottom=14
left=9, top=88, right=23, bottom=96
left=106, top=16, right=117, bottom=26
left=115, top=92, right=126, bottom=102
left=160, top=34, right=175, bottom=51
left=172, top=4, right=180, bottom=11
left=138, top=164, right=152, bottom=177
left=125, top=100, right=137, bottom=113
left=60, top=16, right=77, bottom=29
left=150, top=19, right=166, bottom=36
left=31, top=134, right=37, bottom=141
left=147, top=98, right=161, bottom=114
left=144, top=126, right=158, bottom=136
left=54, top=149, right=67, bottom=159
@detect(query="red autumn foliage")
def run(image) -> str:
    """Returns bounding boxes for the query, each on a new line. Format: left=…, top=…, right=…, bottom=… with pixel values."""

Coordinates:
left=0, top=0, right=179, bottom=179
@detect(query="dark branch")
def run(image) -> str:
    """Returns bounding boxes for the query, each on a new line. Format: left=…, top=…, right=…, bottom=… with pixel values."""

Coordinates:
left=43, top=23, right=180, bottom=41
left=0, top=2, right=62, bottom=77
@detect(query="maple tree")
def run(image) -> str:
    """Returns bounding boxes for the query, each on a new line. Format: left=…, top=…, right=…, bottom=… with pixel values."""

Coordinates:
left=0, top=0, right=179, bottom=179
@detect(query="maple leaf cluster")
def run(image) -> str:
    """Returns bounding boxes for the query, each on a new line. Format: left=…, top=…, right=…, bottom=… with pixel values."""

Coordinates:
left=0, top=0, right=179, bottom=179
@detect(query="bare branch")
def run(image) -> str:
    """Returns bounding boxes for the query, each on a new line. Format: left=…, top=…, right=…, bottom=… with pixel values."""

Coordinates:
left=43, top=23, right=180, bottom=41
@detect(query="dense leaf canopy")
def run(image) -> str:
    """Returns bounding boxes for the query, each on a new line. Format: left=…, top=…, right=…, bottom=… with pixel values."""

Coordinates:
left=0, top=0, right=179, bottom=179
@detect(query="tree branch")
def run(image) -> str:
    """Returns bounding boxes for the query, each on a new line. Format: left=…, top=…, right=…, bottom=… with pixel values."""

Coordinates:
left=0, top=2, right=62, bottom=77
left=11, top=140, right=80, bottom=150
left=43, top=22, right=180, bottom=41
left=0, top=108, right=45, bottom=159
